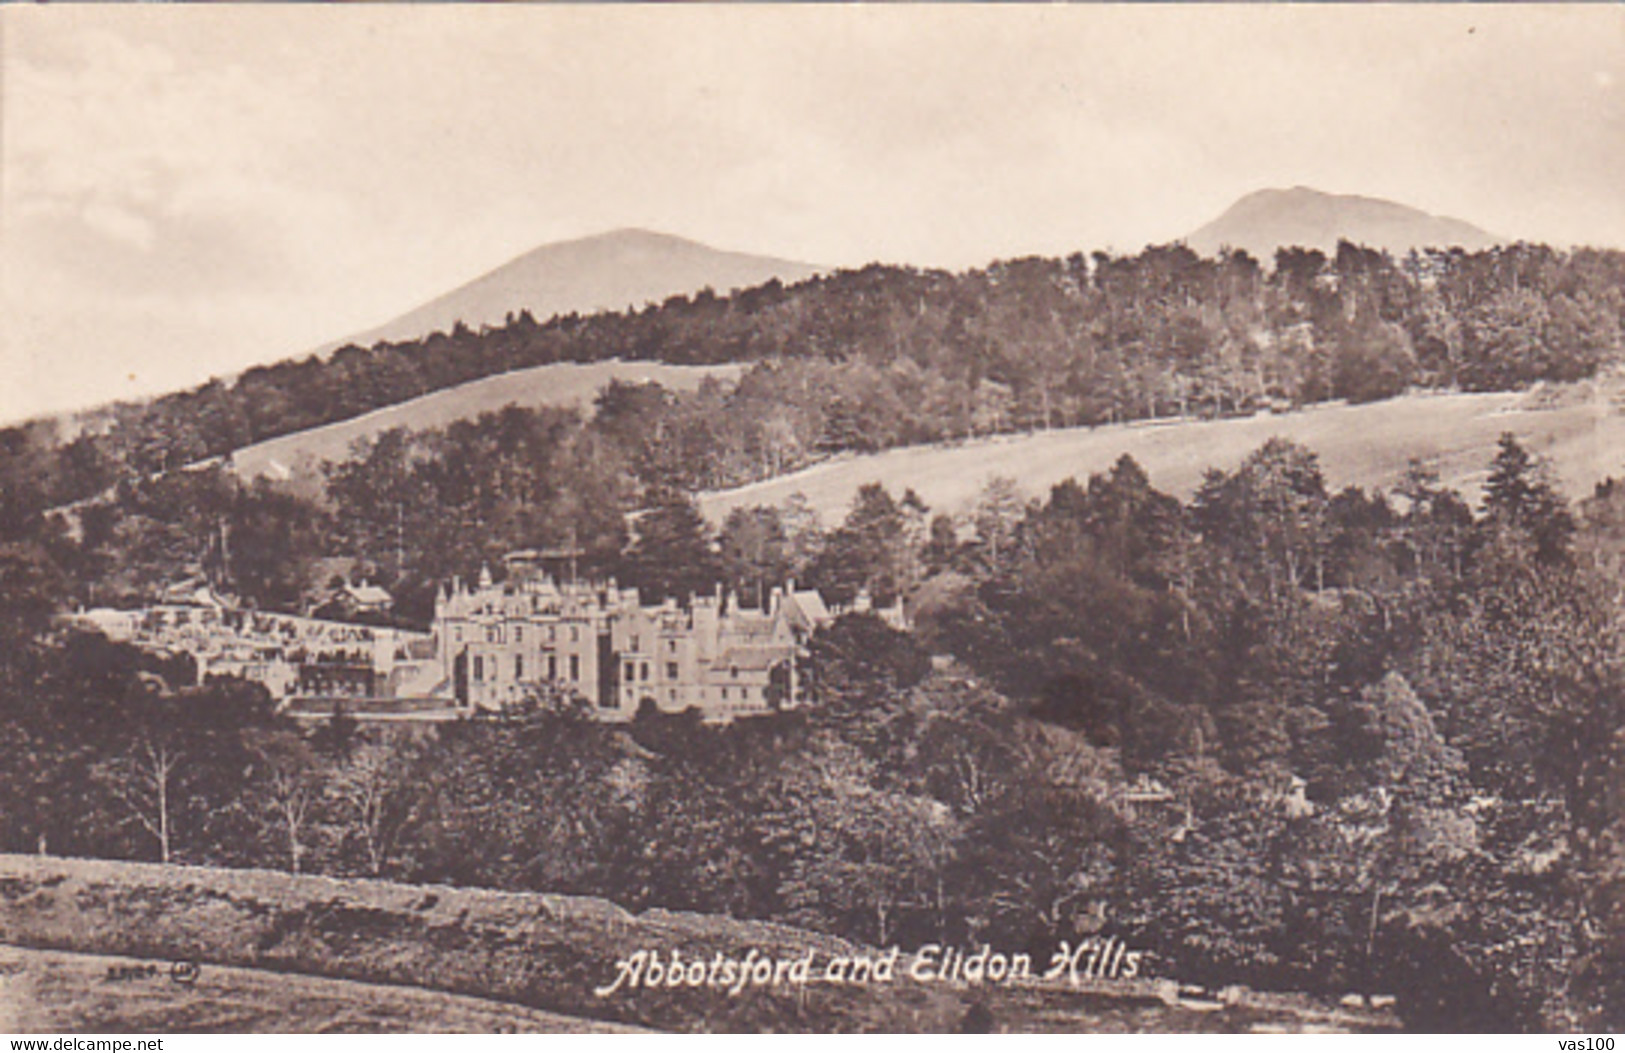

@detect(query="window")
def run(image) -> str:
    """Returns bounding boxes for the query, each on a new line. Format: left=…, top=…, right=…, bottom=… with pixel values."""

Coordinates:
left=548, top=626, right=557, bottom=642
left=721, top=687, right=729, bottom=701
left=473, top=655, right=484, bottom=681
left=625, top=661, right=636, bottom=682
left=731, top=666, right=739, bottom=679
left=666, top=662, right=679, bottom=680
left=640, top=662, right=649, bottom=682
left=571, top=625, right=580, bottom=643
left=515, top=655, right=524, bottom=680
left=668, top=639, right=677, bottom=653
left=547, top=654, right=557, bottom=680
left=569, top=655, right=580, bottom=681
left=630, top=634, right=640, bottom=652
left=454, top=626, right=463, bottom=642
left=515, top=626, right=523, bottom=643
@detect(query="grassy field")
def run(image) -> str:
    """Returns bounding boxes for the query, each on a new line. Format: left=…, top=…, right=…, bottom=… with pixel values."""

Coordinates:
left=225, top=360, right=744, bottom=484
left=698, top=379, right=1625, bottom=526
left=0, top=854, right=1396, bottom=1034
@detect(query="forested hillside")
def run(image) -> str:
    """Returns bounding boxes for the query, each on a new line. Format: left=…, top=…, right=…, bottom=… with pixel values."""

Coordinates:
left=5, top=240, right=1621, bottom=517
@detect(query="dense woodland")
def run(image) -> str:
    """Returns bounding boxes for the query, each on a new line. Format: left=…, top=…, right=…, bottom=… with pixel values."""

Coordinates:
left=2, top=430, right=1624, bottom=1030
left=1, top=239, right=1623, bottom=1031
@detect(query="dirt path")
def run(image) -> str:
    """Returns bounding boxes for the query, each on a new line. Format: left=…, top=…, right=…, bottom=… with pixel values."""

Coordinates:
left=0, top=944, right=639, bottom=1034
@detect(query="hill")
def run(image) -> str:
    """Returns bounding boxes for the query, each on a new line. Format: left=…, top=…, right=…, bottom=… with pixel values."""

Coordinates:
left=222, top=359, right=744, bottom=484
left=1185, top=187, right=1501, bottom=260
left=697, top=379, right=1624, bottom=526
left=320, top=228, right=824, bottom=354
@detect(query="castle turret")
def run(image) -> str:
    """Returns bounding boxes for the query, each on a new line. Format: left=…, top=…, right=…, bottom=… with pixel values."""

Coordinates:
left=692, top=591, right=720, bottom=662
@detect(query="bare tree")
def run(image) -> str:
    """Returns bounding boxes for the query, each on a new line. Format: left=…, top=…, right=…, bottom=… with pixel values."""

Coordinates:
left=332, top=739, right=421, bottom=877
left=249, top=732, right=323, bottom=874
left=94, top=734, right=181, bottom=864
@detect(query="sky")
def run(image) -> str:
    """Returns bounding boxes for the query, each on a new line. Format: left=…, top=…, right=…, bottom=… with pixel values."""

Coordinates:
left=2, top=4, right=1622, bottom=424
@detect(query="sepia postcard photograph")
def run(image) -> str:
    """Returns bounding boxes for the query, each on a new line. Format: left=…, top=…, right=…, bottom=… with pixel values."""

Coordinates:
left=1, top=1, right=1622, bottom=1037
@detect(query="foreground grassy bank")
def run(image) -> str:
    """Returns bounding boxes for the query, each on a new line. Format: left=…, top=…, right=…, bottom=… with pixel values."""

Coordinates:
left=0, top=943, right=639, bottom=1033
left=0, top=854, right=1397, bottom=1033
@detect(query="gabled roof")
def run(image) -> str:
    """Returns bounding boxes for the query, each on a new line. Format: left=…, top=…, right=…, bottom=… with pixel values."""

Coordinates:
left=160, top=580, right=232, bottom=609
left=713, top=645, right=787, bottom=673
left=344, top=583, right=393, bottom=606
left=782, top=589, right=831, bottom=629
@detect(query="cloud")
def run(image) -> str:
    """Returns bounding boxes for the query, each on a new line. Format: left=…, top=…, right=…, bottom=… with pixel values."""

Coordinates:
left=1, top=17, right=388, bottom=419
left=5, top=27, right=321, bottom=292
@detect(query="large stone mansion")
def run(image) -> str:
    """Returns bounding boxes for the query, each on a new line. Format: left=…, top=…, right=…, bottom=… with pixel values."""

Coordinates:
left=436, top=552, right=838, bottom=721
left=66, top=551, right=903, bottom=724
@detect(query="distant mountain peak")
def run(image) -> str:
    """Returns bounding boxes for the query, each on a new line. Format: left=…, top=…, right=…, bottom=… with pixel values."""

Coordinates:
left=320, top=229, right=822, bottom=353
left=543, top=227, right=704, bottom=250
left=598, top=226, right=697, bottom=242
left=1186, top=187, right=1502, bottom=261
